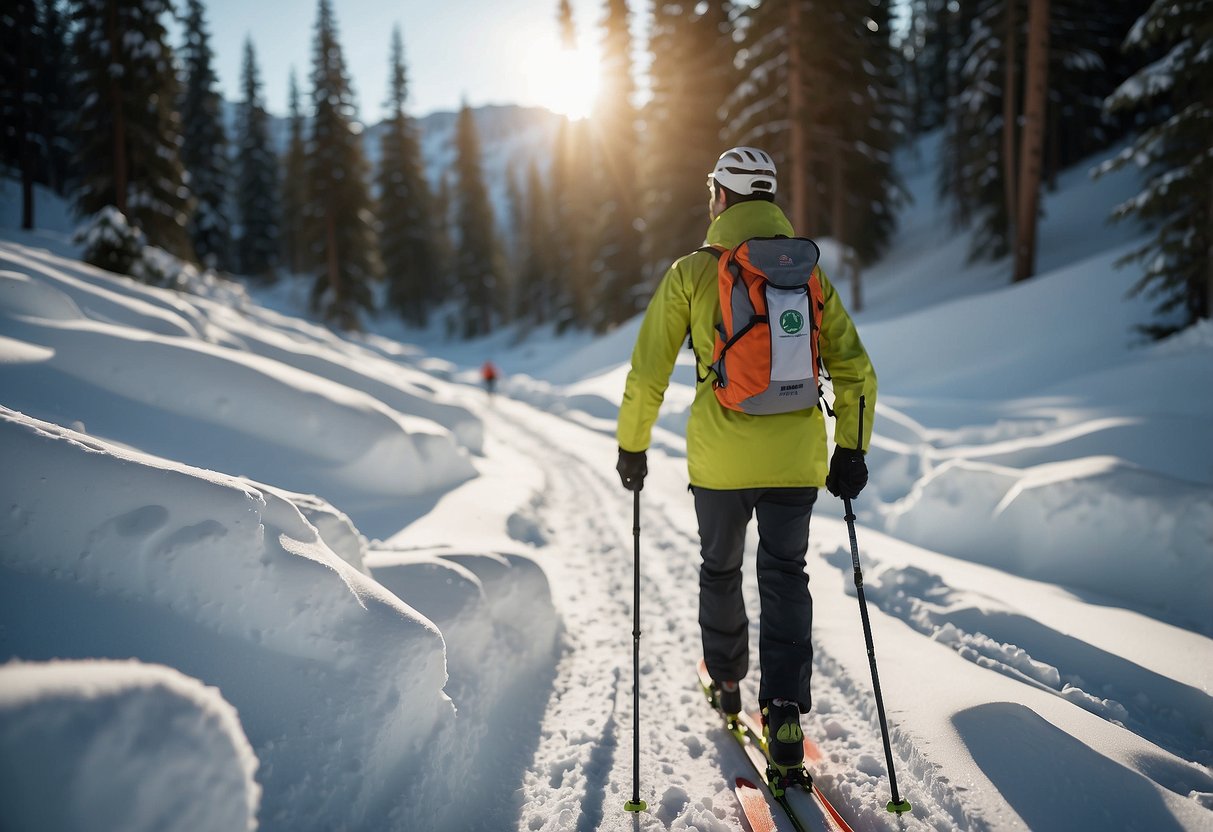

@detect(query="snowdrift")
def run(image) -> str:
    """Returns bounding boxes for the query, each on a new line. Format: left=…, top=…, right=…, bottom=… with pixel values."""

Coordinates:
left=0, top=407, right=451, bottom=828
left=882, top=456, right=1213, bottom=628
left=0, top=243, right=480, bottom=536
left=368, top=546, right=561, bottom=830
left=0, top=234, right=560, bottom=830
left=0, top=660, right=259, bottom=832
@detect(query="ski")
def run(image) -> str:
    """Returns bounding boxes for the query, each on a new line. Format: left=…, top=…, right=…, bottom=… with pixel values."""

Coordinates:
left=698, top=659, right=856, bottom=832
left=736, top=709, right=853, bottom=832
left=734, top=777, right=779, bottom=832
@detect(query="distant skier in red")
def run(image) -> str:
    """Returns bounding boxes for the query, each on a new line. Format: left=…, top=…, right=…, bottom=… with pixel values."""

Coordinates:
left=480, top=360, right=499, bottom=397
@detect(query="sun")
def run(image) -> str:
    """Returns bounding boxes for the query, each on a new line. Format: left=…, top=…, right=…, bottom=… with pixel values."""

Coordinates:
left=524, top=36, right=601, bottom=121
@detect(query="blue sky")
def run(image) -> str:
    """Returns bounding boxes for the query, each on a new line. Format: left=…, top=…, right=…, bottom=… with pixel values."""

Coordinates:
left=197, top=0, right=643, bottom=119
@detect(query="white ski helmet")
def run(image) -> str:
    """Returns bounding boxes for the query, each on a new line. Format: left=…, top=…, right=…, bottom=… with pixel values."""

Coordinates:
left=708, top=147, right=777, bottom=196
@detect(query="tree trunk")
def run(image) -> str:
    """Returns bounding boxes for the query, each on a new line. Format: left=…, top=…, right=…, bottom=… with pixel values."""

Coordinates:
left=1047, top=97, right=1061, bottom=191
left=788, top=0, right=808, bottom=235
left=1206, top=176, right=1213, bottom=320
left=325, top=208, right=341, bottom=312
left=1014, top=0, right=1050, bottom=283
left=1002, top=0, right=1018, bottom=239
left=17, top=13, right=34, bottom=230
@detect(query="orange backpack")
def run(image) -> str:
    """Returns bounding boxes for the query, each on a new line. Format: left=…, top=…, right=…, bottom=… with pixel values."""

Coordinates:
left=698, top=236, right=825, bottom=415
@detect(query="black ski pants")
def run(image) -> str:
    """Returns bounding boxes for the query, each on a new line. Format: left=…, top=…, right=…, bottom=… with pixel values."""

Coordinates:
left=694, top=485, right=816, bottom=712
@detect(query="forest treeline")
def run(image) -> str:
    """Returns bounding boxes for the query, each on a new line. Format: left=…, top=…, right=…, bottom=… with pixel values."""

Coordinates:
left=2, top=0, right=1209, bottom=337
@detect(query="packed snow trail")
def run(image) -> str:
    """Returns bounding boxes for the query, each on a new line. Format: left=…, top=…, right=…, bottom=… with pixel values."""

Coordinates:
left=463, top=394, right=965, bottom=832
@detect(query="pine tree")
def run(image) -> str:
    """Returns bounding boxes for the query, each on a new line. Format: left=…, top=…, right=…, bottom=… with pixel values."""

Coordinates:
left=377, top=25, right=438, bottom=326
left=843, top=0, right=905, bottom=306
left=2, top=0, right=74, bottom=226
left=725, top=1, right=796, bottom=213
left=940, top=0, right=1016, bottom=257
left=548, top=0, right=595, bottom=330
left=503, top=167, right=526, bottom=319
left=451, top=102, right=503, bottom=338
left=304, top=0, right=380, bottom=330
left=515, top=159, right=556, bottom=325
left=0, top=1, right=40, bottom=229
left=179, top=0, right=230, bottom=270
left=70, top=0, right=193, bottom=262
left=642, top=1, right=734, bottom=279
left=932, top=0, right=981, bottom=225
left=726, top=0, right=901, bottom=271
left=590, top=0, right=645, bottom=330
left=1099, top=0, right=1213, bottom=335
left=550, top=115, right=596, bottom=330
left=939, top=0, right=1136, bottom=265
left=430, top=171, right=455, bottom=311
left=280, top=70, right=308, bottom=275
left=234, top=38, right=279, bottom=279
left=903, top=0, right=958, bottom=134
left=37, top=0, right=74, bottom=195
left=1045, top=0, right=1149, bottom=179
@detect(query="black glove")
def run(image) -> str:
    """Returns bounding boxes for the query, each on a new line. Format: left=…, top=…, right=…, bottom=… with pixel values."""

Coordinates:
left=826, top=445, right=868, bottom=499
left=616, top=448, right=647, bottom=491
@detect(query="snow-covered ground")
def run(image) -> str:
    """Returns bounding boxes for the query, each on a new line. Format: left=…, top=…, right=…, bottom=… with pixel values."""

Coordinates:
left=1, top=134, right=1211, bottom=832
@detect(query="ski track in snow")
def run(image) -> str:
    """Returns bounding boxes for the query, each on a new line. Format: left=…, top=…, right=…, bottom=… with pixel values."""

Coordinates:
left=838, top=552, right=1213, bottom=769
left=482, top=396, right=978, bottom=832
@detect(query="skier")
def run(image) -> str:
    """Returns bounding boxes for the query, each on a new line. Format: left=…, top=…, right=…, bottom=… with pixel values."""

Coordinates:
left=614, top=147, right=876, bottom=776
left=480, top=360, right=499, bottom=397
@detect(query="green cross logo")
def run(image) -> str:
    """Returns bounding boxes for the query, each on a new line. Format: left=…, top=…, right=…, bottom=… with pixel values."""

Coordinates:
left=779, top=310, right=804, bottom=334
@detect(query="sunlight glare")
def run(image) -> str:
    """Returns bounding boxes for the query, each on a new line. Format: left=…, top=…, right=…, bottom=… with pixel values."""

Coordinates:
left=524, top=33, right=601, bottom=120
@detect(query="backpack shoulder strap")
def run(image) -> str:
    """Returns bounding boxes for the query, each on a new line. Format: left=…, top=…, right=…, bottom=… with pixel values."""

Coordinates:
left=688, top=246, right=725, bottom=384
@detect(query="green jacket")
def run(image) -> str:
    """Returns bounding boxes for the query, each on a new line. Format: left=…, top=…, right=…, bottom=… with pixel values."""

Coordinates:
left=617, top=201, right=877, bottom=489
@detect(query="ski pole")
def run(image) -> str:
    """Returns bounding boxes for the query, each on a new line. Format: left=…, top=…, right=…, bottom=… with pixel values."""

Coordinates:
left=624, top=488, right=647, bottom=813
left=845, top=395, right=912, bottom=815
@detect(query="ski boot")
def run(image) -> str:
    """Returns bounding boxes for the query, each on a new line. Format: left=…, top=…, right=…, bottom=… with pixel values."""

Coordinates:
left=713, top=679, right=742, bottom=720
left=763, top=698, right=812, bottom=797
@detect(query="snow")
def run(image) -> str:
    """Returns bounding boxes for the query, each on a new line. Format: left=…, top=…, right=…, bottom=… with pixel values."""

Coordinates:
left=0, top=660, right=259, bottom=832
left=2, top=124, right=1212, bottom=831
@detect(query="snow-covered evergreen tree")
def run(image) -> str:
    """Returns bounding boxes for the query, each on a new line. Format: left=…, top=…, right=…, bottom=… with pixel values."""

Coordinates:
left=280, top=70, right=308, bottom=276
left=845, top=0, right=904, bottom=271
left=724, top=1, right=795, bottom=203
left=376, top=25, right=438, bottom=327
left=452, top=102, right=503, bottom=338
left=178, top=0, right=230, bottom=270
left=234, top=38, right=279, bottom=280
left=903, top=0, right=959, bottom=134
left=1100, top=0, right=1212, bottom=335
left=74, top=206, right=146, bottom=277
left=939, top=0, right=1140, bottom=266
left=304, top=0, right=379, bottom=330
left=940, top=0, right=1017, bottom=258
left=70, top=0, right=193, bottom=262
left=589, top=0, right=645, bottom=331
